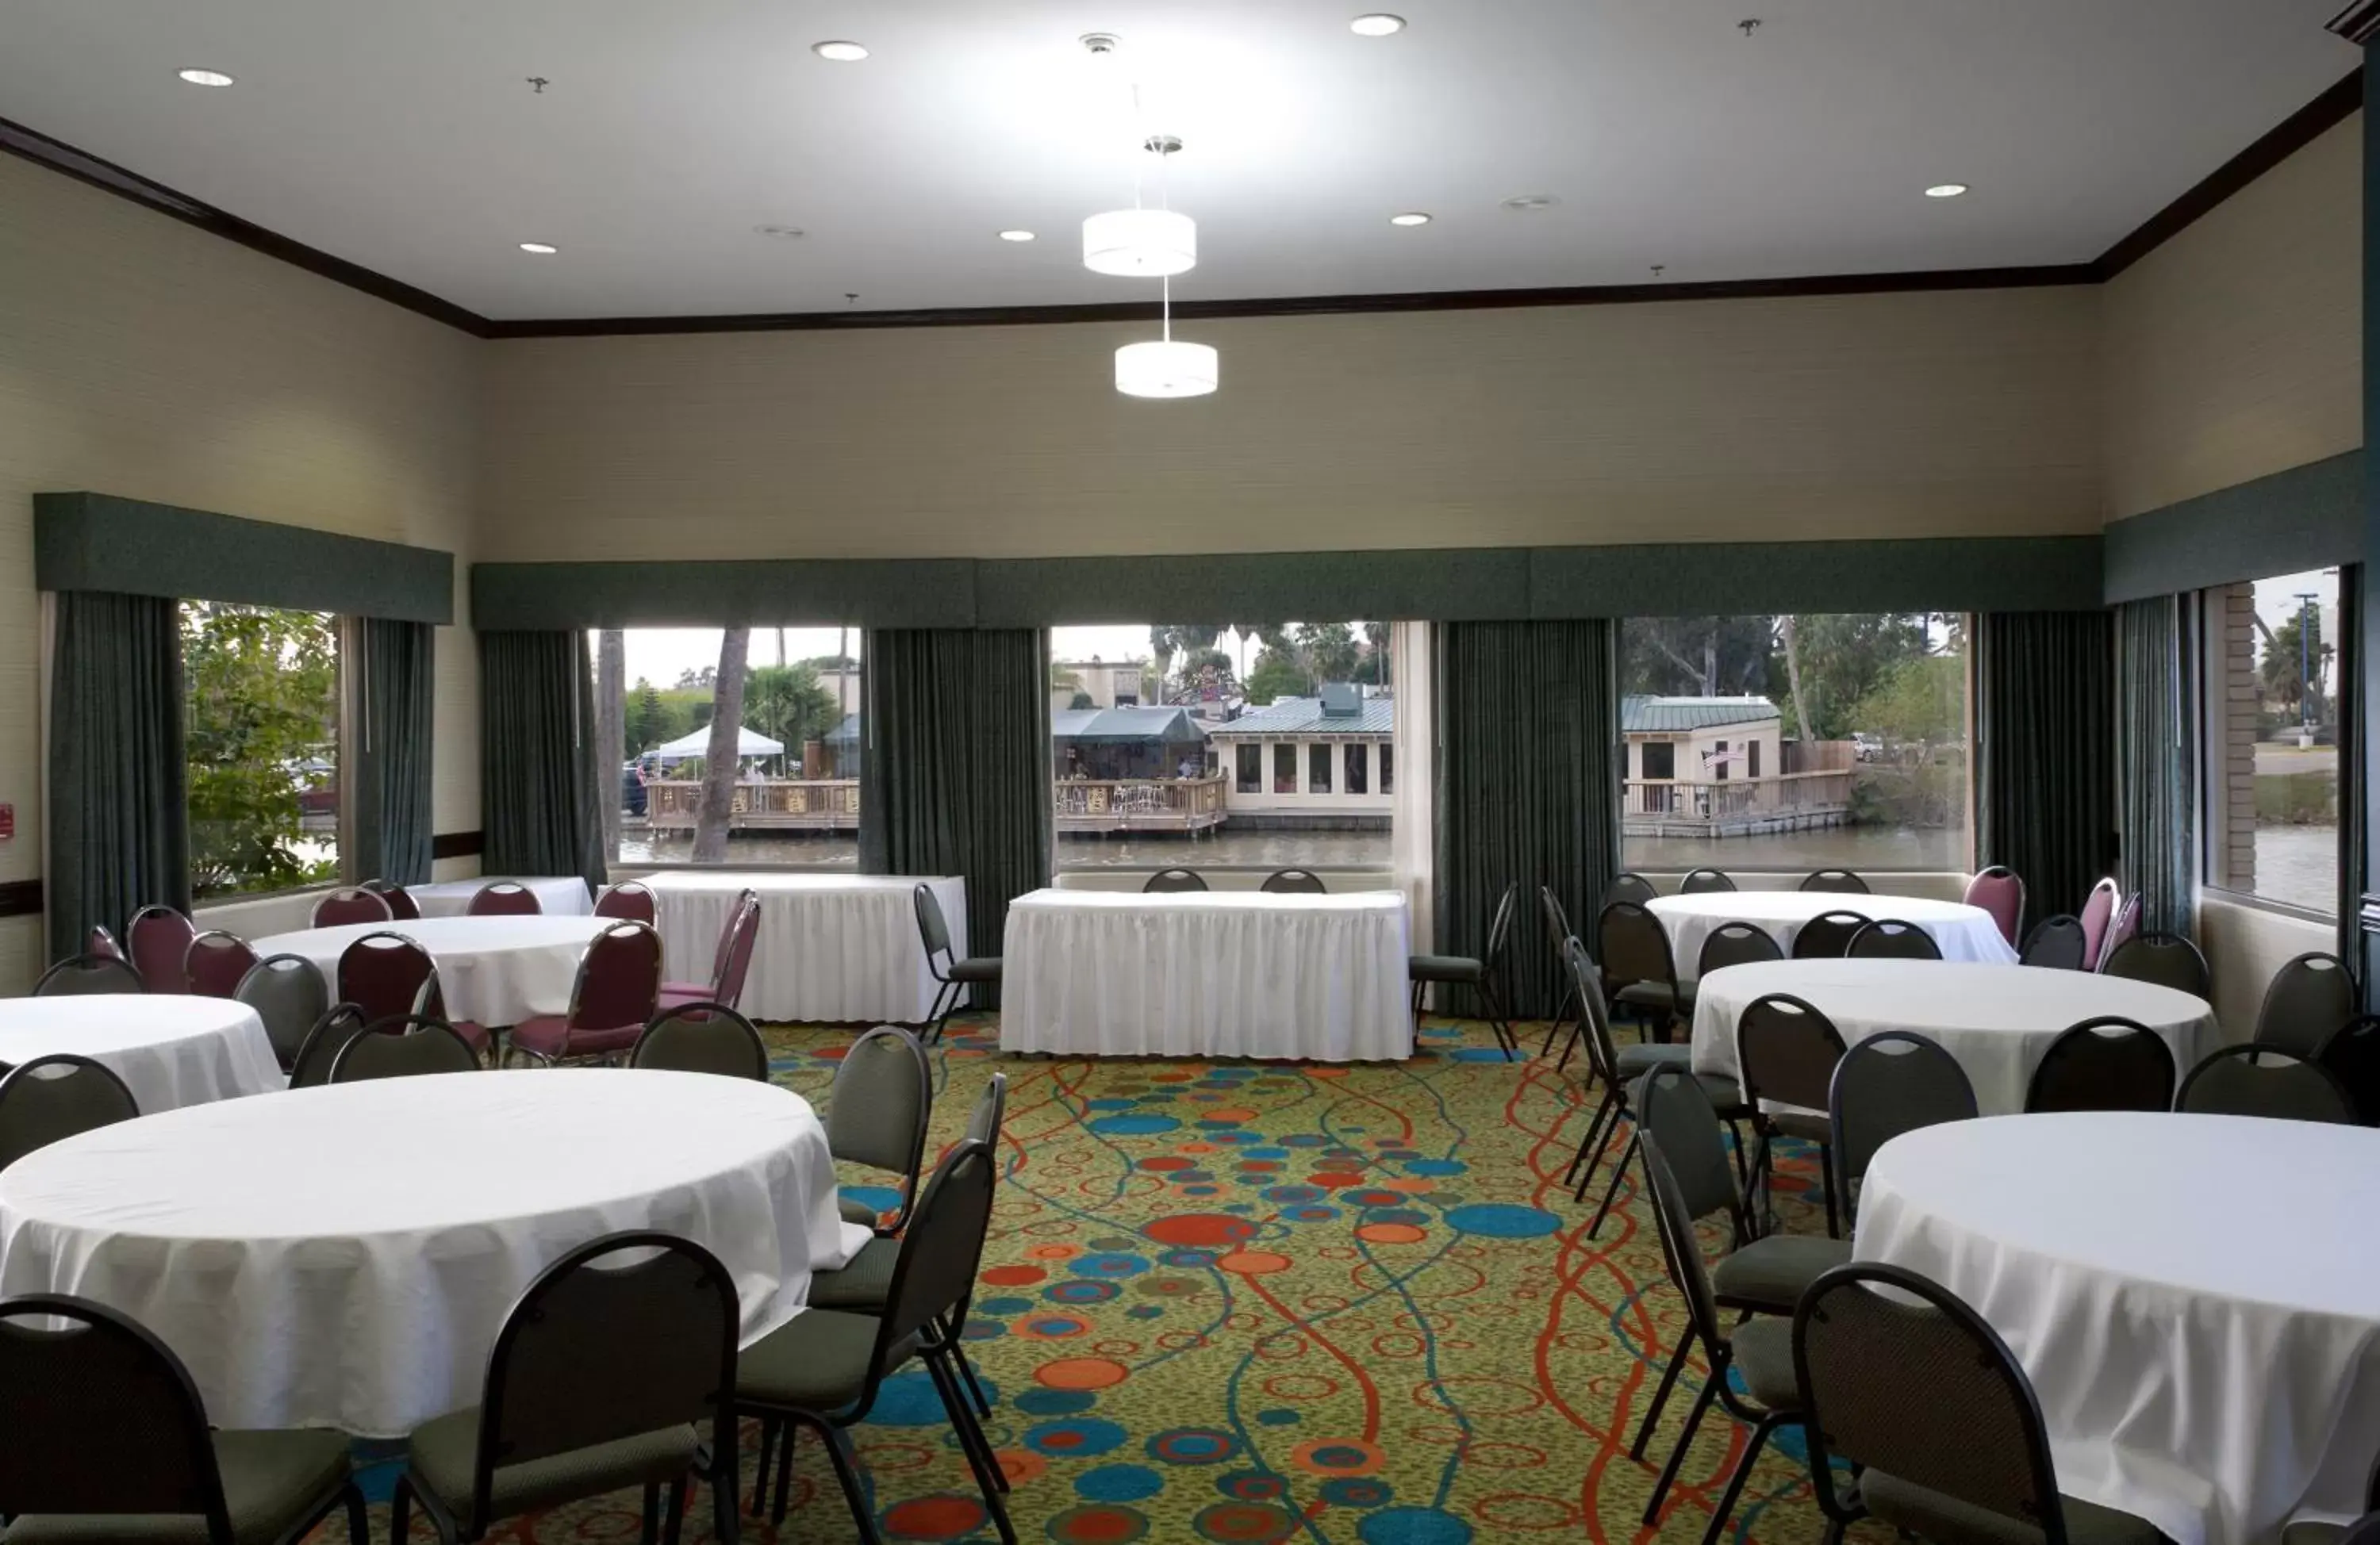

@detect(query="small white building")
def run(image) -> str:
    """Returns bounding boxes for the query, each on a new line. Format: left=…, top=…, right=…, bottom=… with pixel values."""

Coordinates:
left=1206, top=686, right=1393, bottom=823
left=1622, top=695, right=1853, bottom=835
left=1623, top=696, right=1781, bottom=788
left=1052, top=657, right=1150, bottom=715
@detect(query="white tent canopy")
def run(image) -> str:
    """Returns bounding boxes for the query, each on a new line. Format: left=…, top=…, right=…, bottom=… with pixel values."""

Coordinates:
left=649, top=725, right=785, bottom=763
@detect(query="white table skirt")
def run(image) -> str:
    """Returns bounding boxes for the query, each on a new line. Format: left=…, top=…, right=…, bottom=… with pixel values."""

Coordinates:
left=1857, top=1114, right=2380, bottom=1545
left=1650, top=891, right=2019, bottom=982
left=639, top=872, right=966, bottom=1024
left=409, top=876, right=593, bottom=918
left=0, top=1072, right=868, bottom=1436
left=1002, top=888, right=1412, bottom=1061
left=0, top=998, right=286, bottom=1112
left=251, top=915, right=612, bottom=1026
left=1690, top=960, right=2221, bottom=1115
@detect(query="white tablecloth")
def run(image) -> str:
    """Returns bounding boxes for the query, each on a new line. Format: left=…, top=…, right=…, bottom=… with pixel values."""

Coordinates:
left=0, top=1072, right=868, bottom=1436
left=0, top=998, right=285, bottom=1112
left=251, top=915, right=612, bottom=1026
left=1002, top=888, right=1412, bottom=1061
left=639, top=872, right=967, bottom=1024
left=1689, top=960, right=2221, bottom=1115
left=1649, top=891, right=2019, bottom=982
left=1857, top=1114, right=2380, bottom=1545
left=409, top=876, right=593, bottom=918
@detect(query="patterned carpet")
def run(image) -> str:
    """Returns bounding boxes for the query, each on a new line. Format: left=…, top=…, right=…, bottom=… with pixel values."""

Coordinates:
left=347, top=1016, right=1861, bottom=1544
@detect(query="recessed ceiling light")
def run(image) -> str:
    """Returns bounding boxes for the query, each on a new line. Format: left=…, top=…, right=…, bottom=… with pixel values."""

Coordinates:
left=518, top=241, right=559, bottom=255
left=1389, top=212, right=1431, bottom=227
left=177, top=67, right=235, bottom=86
left=999, top=229, right=1037, bottom=243
left=1349, top=13, right=1407, bottom=35
left=1501, top=194, right=1557, bottom=212
left=1925, top=182, right=1971, bottom=198
left=812, top=40, right=869, bottom=61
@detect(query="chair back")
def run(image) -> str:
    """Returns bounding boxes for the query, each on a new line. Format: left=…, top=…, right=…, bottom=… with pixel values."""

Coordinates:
left=2258, top=953, right=2359, bottom=1057
left=1634, top=1133, right=1726, bottom=1355
left=1480, top=882, right=1519, bottom=972
left=470, top=1233, right=737, bottom=1521
left=288, top=1004, right=370, bottom=1089
left=1791, top=911, right=1871, bottom=960
left=0, top=1056, right=139, bottom=1171
left=1697, top=920, right=1782, bottom=978
left=869, top=1141, right=1000, bottom=1374
left=85, top=926, right=124, bottom=962
left=1564, top=937, right=1623, bottom=1090
left=567, top=922, right=666, bottom=1031
left=336, top=931, right=438, bottom=1026
left=33, top=954, right=144, bottom=997
left=712, top=895, right=762, bottom=1009
left=1634, top=1065, right=1745, bottom=1231
left=912, top=884, right=959, bottom=983
left=631, top=1002, right=769, bottom=1079
left=184, top=930, right=259, bottom=999
left=965, top=1072, right=1009, bottom=1150
left=2175, top=1045, right=2355, bottom=1124
left=2019, top=914, right=2089, bottom=970
left=2315, top=1016, right=2380, bottom=1125
left=2101, top=933, right=2209, bottom=998
left=827, top=1026, right=932, bottom=1225
left=311, top=887, right=393, bottom=927
left=2096, top=892, right=2142, bottom=972
left=1794, top=1263, right=2072, bottom=1545
left=126, top=906, right=196, bottom=994
left=362, top=878, right=421, bottom=920
left=1261, top=869, right=1327, bottom=895
left=1143, top=868, right=1208, bottom=893
left=0, top=1294, right=234, bottom=1534
left=1609, top=872, right=1658, bottom=906
left=1962, top=866, right=2025, bottom=946
left=1597, top=900, right=1676, bottom=995
left=1846, top=919, right=1941, bottom=961
left=594, top=881, right=658, bottom=924
left=1799, top=868, right=1869, bottom=895
left=1829, top=1031, right=1977, bottom=1198
left=1679, top=868, right=1736, bottom=895
left=1736, top=993, right=1847, bottom=1113
left=328, top=1014, right=481, bottom=1082
left=467, top=881, right=543, bottom=917
left=232, top=953, right=330, bottom=1070
left=2076, top=877, right=2120, bottom=970
left=2023, top=1017, right=2175, bottom=1114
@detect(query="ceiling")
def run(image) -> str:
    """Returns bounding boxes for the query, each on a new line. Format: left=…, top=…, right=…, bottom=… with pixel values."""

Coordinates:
left=0, top=0, right=2358, bottom=321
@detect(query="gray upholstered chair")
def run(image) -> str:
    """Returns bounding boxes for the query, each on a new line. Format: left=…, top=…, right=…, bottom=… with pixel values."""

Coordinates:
left=826, top=1026, right=932, bottom=1232
left=2259, top=953, right=2359, bottom=1057
left=913, top=884, right=999, bottom=1045
left=0, top=1056, right=138, bottom=1173
left=287, top=1004, right=370, bottom=1090
left=1791, top=910, right=1871, bottom=960
left=1798, top=868, right=1869, bottom=895
left=1142, top=868, right=1207, bottom=893
left=1609, top=872, right=1659, bottom=906
left=1736, top=991, right=1849, bottom=1235
left=1697, top=920, right=1782, bottom=979
left=2020, top=914, right=2090, bottom=970
left=2317, top=1016, right=2380, bottom=1126
left=630, top=1002, right=770, bottom=1079
left=235, top=953, right=330, bottom=1072
left=1598, top=898, right=1688, bottom=1041
left=2102, top=932, right=2211, bottom=998
left=1260, top=868, right=1326, bottom=894
left=1845, top=918, right=1942, bottom=961
left=2024, top=1017, right=2175, bottom=1114
left=1829, top=1030, right=1977, bottom=1219
left=2175, top=1045, right=2355, bottom=1124
left=327, top=1014, right=482, bottom=1083
left=1408, top=882, right=1519, bottom=1060
left=1679, top=867, right=1737, bottom=895
left=33, top=954, right=144, bottom=997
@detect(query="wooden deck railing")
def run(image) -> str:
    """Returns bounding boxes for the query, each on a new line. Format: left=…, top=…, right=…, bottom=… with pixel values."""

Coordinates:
left=1055, top=775, right=1230, bottom=832
left=643, top=779, right=860, bottom=830
left=1623, top=770, right=1855, bottom=820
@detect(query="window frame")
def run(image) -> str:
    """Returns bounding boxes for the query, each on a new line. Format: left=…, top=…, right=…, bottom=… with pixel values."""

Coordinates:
left=180, top=600, right=351, bottom=905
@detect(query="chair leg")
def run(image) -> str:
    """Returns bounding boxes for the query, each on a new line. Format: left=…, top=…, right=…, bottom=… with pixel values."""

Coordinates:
left=1586, top=1127, right=1640, bottom=1236
left=342, top=1481, right=368, bottom=1545
left=748, top=1415, right=775, bottom=1516
left=927, top=982, right=958, bottom=1045
left=390, top=1473, right=413, bottom=1545
left=662, top=1477, right=689, bottom=1545
left=954, top=1336, right=993, bottom=1419
left=1478, top=979, right=1518, bottom=1060
left=1820, top=1142, right=1841, bottom=1239
left=1699, top=1413, right=1781, bottom=1545
left=707, top=1432, right=741, bottom=1545
left=1630, top=1336, right=1694, bottom=1460
left=1644, top=1373, right=1722, bottom=1526
left=1538, top=981, right=1578, bottom=1058
left=1564, top=1090, right=1618, bottom=1186
left=808, top=1417, right=885, bottom=1545
left=640, top=1481, right=662, bottom=1545
left=928, top=1351, right=1019, bottom=1545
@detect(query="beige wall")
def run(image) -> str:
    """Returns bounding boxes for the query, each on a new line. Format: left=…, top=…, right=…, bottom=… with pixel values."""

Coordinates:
left=2104, top=114, right=2363, bottom=520
left=0, top=153, right=483, bottom=987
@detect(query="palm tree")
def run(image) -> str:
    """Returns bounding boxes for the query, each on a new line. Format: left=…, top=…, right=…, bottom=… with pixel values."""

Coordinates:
left=691, top=628, right=751, bottom=862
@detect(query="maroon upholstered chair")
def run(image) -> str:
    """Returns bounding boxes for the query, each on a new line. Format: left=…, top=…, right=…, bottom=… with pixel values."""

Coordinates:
left=363, top=878, right=421, bottom=921
left=507, top=922, right=665, bottom=1065
left=2076, top=877, right=2120, bottom=974
left=658, top=891, right=759, bottom=1014
left=466, top=881, right=542, bottom=917
left=1961, top=866, right=2025, bottom=947
left=125, top=906, right=197, bottom=994
left=593, top=881, right=657, bottom=926
left=313, top=888, right=393, bottom=928
left=85, top=925, right=124, bottom=962
left=2096, top=891, right=2143, bottom=973
left=332, top=931, right=486, bottom=1060
left=184, top=930, right=260, bottom=999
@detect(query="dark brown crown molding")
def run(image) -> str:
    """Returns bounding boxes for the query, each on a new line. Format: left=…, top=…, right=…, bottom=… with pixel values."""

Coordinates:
left=2330, top=0, right=2380, bottom=44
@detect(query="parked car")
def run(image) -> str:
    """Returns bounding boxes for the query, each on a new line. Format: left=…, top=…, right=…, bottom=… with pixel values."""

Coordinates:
left=1851, top=732, right=1883, bottom=762
left=621, top=761, right=647, bottom=817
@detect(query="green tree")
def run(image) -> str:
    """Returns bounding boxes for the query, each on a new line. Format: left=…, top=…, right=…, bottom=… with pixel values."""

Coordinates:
left=1244, top=650, right=1314, bottom=705
left=626, top=679, right=668, bottom=753
left=1295, top=622, right=1361, bottom=684
left=182, top=603, right=340, bottom=898
left=1622, top=616, right=1778, bottom=699
left=2263, top=608, right=2325, bottom=723
left=1786, top=613, right=1929, bottom=738
left=743, top=663, right=841, bottom=757
left=1069, top=691, right=1096, bottom=711
left=1852, top=654, right=1964, bottom=746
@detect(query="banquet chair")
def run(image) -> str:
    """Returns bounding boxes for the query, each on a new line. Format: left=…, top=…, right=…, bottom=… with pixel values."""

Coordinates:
left=328, top=1014, right=482, bottom=1083
left=2314, top=1017, right=2380, bottom=1126
left=2020, top=914, right=2091, bottom=970
left=0, top=1055, right=139, bottom=1172
left=631, top=1001, right=769, bottom=1079
left=737, top=1141, right=1010, bottom=1543
left=363, top=876, right=422, bottom=920
left=913, top=884, right=999, bottom=1045
left=389, top=1232, right=740, bottom=1545
left=2281, top=1457, right=2380, bottom=1545
left=658, top=891, right=761, bottom=1017
left=1697, top=920, right=1783, bottom=979
left=337, top=932, right=476, bottom=1052
left=2097, top=891, right=2144, bottom=972
left=1261, top=868, right=1327, bottom=894
left=1829, top=1030, right=1976, bottom=1223
left=1634, top=1131, right=1808, bottom=1545
left=1609, top=872, right=1659, bottom=906
left=0, top=1294, right=367, bottom=1545
left=186, top=930, right=260, bottom=1000
left=2102, top=933, right=2211, bottom=998
left=824, top=1026, right=932, bottom=1230
left=1845, top=919, right=1941, bottom=961
left=33, top=953, right=144, bottom=996
left=2175, top=1045, right=2355, bottom=1125
left=1963, top=865, right=2027, bottom=946
left=1597, top=899, right=1688, bottom=1043
left=1798, top=868, right=1869, bottom=895
left=1409, top=882, right=1519, bottom=1060
left=1679, top=867, right=1737, bottom=895
left=1537, top=886, right=1584, bottom=1060
left=311, top=887, right=393, bottom=927
left=86, top=924, right=125, bottom=961
left=1791, top=910, right=1871, bottom=960
left=1736, top=992, right=1850, bottom=1236
left=2078, top=876, right=2121, bottom=971
left=507, top=922, right=665, bottom=1067
left=287, top=1004, right=370, bottom=1090
left=1142, top=868, right=1208, bottom=892
left=465, top=881, right=543, bottom=916
left=2024, top=1017, right=2175, bottom=1114
left=127, top=903, right=198, bottom=993
left=1791, top=1261, right=2168, bottom=1545
left=236, top=955, right=332, bottom=1072
left=595, top=880, right=658, bottom=924
left=2258, top=953, right=2359, bottom=1057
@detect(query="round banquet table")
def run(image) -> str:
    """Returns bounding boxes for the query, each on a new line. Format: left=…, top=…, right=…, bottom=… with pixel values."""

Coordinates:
left=408, top=875, right=593, bottom=918
left=248, top=914, right=612, bottom=1026
left=1856, top=1114, right=2380, bottom=1545
left=0, top=1072, right=867, bottom=1437
left=1689, top=959, right=2220, bottom=1115
left=0, top=997, right=285, bottom=1112
left=1649, top=891, right=2018, bottom=981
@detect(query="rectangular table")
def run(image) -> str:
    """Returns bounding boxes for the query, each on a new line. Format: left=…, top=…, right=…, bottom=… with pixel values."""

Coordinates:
left=1002, top=888, right=1412, bottom=1061
left=639, top=871, right=966, bottom=1024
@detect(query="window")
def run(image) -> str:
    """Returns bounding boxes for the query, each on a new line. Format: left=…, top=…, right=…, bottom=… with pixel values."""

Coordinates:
left=1275, top=744, right=1297, bottom=792
left=1345, top=744, right=1368, bottom=795
left=592, top=627, right=862, bottom=868
left=182, top=603, right=340, bottom=899
left=1308, top=744, right=1334, bottom=794
left=1621, top=613, right=1971, bottom=873
left=1236, top=744, right=1261, bottom=793
left=2201, top=570, right=2340, bottom=913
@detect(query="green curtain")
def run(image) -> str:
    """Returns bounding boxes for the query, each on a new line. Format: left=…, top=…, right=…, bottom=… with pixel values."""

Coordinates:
left=2340, top=565, right=2366, bottom=980
left=480, top=630, right=605, bottom=889
left=859, top=628, right=1052, bottom=1006
left=48, top=591, right=190, bottom=963
left=2115, top=596, right=2196, bottom=938
left=1433, top=619, right=1622, bottom=1018
left=348, top=619, right=436, bottom=885
left=1975, top=610, right=2117, bottom=924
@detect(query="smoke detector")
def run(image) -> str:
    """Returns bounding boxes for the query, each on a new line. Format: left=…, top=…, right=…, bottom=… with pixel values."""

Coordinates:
left=1080, top=32, right=1122, bottom=56
left=1502, top=194, right=1558, bottom=213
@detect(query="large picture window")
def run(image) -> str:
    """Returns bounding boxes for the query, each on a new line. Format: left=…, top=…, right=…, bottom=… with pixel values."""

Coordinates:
left=182, top=603, right=341, bottom=899
left=2201, top=569, right=2340, bottom=914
